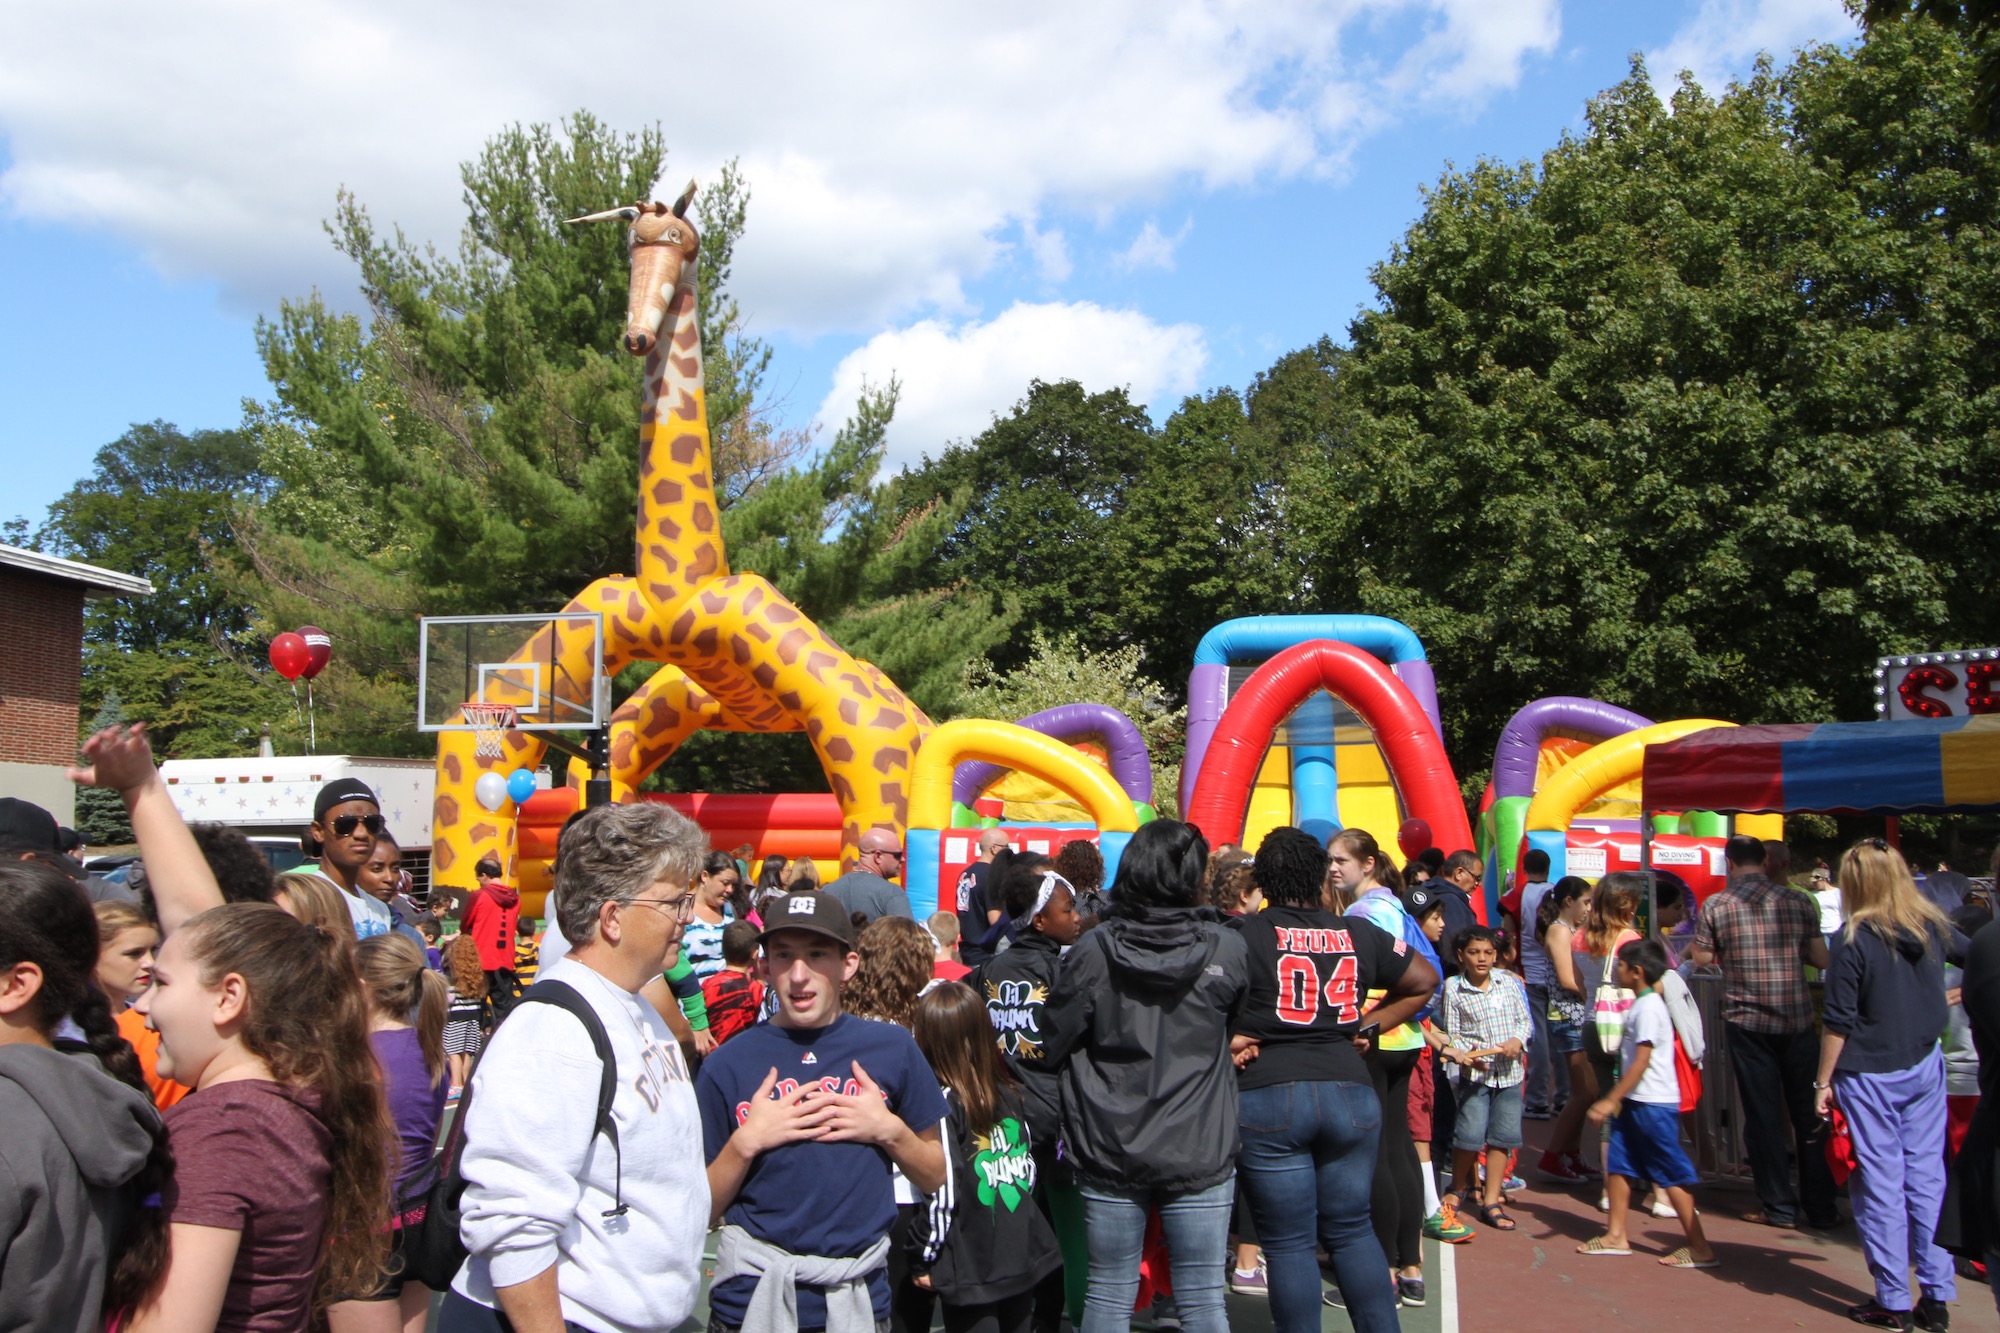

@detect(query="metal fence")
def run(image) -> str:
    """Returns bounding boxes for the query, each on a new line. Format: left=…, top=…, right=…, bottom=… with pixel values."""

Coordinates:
left=1684, top=969, right=1756, bottom=1182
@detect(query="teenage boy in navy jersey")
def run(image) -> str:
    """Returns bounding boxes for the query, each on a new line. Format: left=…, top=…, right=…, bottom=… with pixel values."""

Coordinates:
left=696, top=890, right=949, bottom=1333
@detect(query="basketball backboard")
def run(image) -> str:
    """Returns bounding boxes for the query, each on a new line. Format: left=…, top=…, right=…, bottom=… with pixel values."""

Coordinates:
left=418, top=612, right=608, bottom=732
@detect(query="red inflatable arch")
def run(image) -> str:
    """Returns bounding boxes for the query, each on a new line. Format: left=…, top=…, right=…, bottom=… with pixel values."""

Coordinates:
left=1184, top=638, right=1473, bottom=855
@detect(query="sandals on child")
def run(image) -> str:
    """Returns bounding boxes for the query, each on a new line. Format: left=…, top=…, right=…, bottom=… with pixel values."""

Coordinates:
left=1576, top=1236, right=1631, bottom=1255
left=1477, top=1204, right=1518, bottom=1231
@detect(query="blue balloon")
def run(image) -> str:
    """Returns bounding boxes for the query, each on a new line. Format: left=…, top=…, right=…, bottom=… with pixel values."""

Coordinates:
left=506, top=769, right=538, bottom=805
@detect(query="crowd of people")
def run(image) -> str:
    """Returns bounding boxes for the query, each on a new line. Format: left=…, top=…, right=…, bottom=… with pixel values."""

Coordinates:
left=7, top=720, right=2000, bottom=1333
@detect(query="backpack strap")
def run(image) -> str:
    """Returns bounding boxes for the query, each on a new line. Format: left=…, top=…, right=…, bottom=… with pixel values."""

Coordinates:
left=513, top=979, right=626, bottom=1218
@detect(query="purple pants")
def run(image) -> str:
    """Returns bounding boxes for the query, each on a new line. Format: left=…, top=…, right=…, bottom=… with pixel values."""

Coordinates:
left=1834, top=1049, right=1955, bottom=1312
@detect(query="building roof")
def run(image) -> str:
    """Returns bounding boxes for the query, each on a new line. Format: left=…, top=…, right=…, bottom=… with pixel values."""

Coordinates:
left=0, top=543, right=153, bottom=598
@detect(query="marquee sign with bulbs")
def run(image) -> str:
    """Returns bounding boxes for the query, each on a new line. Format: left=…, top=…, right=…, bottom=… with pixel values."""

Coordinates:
left=1874, top=649, right=2000, bottom=721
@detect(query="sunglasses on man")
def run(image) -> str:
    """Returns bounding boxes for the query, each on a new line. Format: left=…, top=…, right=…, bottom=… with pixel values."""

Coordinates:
left=329, top=813, right=385, bottom=838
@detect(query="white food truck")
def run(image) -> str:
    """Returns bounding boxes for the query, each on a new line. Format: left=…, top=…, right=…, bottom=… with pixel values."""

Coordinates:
left=156, top=755, right=435, bottom=893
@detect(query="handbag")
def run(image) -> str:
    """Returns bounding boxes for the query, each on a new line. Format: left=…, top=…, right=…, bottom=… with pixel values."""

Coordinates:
left=1672, top=1034, right=1702, bottom=1114
left=1588, top=956, right=1635, bottom=1058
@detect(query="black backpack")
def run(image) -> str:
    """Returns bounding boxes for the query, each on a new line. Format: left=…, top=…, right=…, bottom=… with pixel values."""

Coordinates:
left=401, top=979, right=625, bottom=1290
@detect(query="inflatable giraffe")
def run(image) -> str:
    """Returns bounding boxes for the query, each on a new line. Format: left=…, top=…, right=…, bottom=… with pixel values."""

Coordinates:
left=430, top=188, right=933, bottom=890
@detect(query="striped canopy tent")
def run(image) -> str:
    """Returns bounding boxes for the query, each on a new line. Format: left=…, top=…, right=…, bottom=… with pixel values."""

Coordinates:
left=1641, top=716, right=2000, bottom=815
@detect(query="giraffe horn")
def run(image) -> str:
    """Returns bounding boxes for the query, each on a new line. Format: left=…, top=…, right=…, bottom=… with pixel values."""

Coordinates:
left=671, top=179, right=698, bottom=219
left=565, top=205, right=642, bottom=225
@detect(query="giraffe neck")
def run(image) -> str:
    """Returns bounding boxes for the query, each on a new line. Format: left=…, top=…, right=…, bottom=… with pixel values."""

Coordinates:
left=635, top=268, right=728, bottom=604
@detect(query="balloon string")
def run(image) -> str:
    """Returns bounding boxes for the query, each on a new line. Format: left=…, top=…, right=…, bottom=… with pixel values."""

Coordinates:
left=289, top=681, right=305, bottom=747
left=307, top=681, right=316, bottom=755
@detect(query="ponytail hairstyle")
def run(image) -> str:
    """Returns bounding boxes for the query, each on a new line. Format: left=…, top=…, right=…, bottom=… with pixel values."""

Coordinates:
left=0, top=861, right=172, bottom=1312
left=356, top=933, right=447, bottom=1088
left=443, top=934, right=488, bottom=1001
left=273, top=872, right=359, bottom=967
left=1535, top=876, right=1591, bottom=946
left=180, top=903, right=392, bottom=1304
left=1331, top=827, right=1403, bottom=896
left=912, top=981, right=1015, bottom=1137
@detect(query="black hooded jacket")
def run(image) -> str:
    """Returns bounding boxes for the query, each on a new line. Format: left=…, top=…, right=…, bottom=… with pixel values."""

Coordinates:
left=970, top=931, right=1065, bottom=1148
left=1042, top=906, right=1249, bottom=1192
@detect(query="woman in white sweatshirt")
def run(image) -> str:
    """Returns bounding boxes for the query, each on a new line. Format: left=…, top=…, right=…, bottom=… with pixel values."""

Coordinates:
left=442, top=804, right=714, bottom=1333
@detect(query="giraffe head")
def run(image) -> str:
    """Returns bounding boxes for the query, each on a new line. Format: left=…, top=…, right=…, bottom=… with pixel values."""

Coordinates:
left=568, top=179, right=700, bottom=357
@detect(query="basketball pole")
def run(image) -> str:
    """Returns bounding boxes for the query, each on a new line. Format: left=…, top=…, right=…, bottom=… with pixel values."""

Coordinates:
left=587, top=724, right=613, bottom=808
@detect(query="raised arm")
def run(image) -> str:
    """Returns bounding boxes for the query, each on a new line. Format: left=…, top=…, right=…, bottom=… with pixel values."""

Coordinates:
left=69, top=724, right=222, bottom=935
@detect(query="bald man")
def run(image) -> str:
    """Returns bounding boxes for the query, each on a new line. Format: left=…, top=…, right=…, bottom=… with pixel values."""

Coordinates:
left=824, top=827, right=915, bottom=924
left=954, top=827, right=1012, bottom=967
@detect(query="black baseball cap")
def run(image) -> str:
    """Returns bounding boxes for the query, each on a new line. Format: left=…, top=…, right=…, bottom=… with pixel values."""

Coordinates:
left=0, top=798, right=60, bottom=855
left=313, top=778, right=379, bottom=822
left=757, top=889, right=856, bottom=949
left=1404, top=884, right=1445, bottom=919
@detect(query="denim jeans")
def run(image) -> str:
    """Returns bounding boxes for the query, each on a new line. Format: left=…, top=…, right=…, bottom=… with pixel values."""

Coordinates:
left=1077, top=1176, right=1233, bottom=1333
left=1523, top=983, right=1567, bottom=1112
left=1235, top=1081, right=1398, bottom=1333
left=1727, top=1022, right=1838, bottom=1226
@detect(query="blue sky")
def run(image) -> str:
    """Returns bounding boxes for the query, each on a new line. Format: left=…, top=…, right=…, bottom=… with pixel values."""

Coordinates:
left=0, top=0, right=1856, bottom=528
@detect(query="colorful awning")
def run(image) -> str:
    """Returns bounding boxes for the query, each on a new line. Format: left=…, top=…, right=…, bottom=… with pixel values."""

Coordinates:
left=1642, top=716, right=2000, bottom=815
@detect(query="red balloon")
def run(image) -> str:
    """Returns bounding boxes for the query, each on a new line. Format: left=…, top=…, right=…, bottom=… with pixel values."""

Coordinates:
left=297, top=626, right=332, bottom=680
left=268, top=631, right=310, bottom=681
left=1396, top=817, right=1433, bottom=861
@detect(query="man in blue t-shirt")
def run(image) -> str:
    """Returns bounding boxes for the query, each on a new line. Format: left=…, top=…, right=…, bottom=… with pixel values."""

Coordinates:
left=696, top=891, right=948, bottom=1333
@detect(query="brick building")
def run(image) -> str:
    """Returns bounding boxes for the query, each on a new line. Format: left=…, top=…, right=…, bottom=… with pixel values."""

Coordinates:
left=1, top=543, right=152, bottom=824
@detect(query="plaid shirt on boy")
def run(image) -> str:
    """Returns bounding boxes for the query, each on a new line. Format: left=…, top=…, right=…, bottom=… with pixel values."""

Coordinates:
left=1440, top=970, right=1534, bottom=1088
left=1691, top=872, right=1819, bottom=1035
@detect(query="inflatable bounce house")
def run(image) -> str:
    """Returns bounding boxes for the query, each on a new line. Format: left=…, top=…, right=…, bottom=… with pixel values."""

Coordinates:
left=1175, top=616, right=1475, bottom=901
left=1477, top=699, right=1782, bottom=916
left=423, top=188, right=1164, bottom=917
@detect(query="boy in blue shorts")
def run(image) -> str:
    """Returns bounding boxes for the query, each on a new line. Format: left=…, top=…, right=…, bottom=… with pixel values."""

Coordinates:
left=1578, top=937, right=1717, bottom=1269
left=696, top=889, right=949, bottom=1333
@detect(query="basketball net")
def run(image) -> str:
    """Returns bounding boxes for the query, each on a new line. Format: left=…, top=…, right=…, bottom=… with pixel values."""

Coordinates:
left=459, top=702, right=518, bottom=760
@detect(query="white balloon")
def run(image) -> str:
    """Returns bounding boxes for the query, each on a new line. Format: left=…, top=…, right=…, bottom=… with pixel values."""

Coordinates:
left=474, top=771, right=509, bottom=812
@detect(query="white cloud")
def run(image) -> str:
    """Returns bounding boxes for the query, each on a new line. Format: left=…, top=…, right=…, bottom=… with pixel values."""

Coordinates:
left=1649, top=0, right=1858, bottom=99
left=1119, top=218, right=1193, bottom=271
left=1020, top=218, right=1073, bottom=284
left=0, top=1, right=1562, bottom=335
left=814, top=302, right=1208, bottom=469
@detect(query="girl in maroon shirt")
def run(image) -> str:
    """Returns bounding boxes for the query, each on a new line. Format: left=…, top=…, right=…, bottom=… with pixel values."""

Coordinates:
left=131, top=904, right=392, bottom=1333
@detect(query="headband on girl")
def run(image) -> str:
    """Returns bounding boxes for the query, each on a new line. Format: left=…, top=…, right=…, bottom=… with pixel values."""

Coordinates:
left=1013, top=871, right=1074, bottom=930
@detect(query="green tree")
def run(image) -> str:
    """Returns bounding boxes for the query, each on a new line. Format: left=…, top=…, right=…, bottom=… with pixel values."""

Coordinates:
left=959, top=630, right=1187, bottom=815
left=41, top=421, right=272, bottom=648
left=1294, top=26, right=2000, bottom=768
left=901, top=380, right=1152, bottom=669
left=74, top=692, right=133, bottom=845
left=1863, top=2, right=2000, bottom=133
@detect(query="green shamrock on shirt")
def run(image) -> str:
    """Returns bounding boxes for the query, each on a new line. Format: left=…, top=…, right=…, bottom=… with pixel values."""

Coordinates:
left=971, top=1117, right=1037, bottom=1211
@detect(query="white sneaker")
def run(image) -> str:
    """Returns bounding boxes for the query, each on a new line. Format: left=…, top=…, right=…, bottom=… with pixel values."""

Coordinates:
left=1597, top=1194, right=1609, bottom=1213
left=1651, top=1199, right=1679, bottom=1219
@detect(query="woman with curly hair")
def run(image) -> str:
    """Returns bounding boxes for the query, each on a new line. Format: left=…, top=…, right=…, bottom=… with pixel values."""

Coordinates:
left=849, top=915, right=942, bottom=1031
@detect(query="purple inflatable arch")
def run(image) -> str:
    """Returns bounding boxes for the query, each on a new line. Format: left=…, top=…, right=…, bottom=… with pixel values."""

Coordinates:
left=951, top=703, right=1153, bottom=808
left=1491, top=697, right=1654, bottom=800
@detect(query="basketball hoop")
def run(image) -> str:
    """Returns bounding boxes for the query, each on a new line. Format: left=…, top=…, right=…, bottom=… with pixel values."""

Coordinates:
left=460, top=702, right=518, bottom=759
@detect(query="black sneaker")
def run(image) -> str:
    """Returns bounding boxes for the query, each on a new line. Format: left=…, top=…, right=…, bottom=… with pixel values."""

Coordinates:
left=1398, top=1276, right=1426, bottom=1307
left=1916, top=1295, right=1950, bottom=1332
left=1847, top=1300, right=1913, bottom=1331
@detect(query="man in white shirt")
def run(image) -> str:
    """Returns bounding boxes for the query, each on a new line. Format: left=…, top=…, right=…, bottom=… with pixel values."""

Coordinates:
left=447, top=802, right=712, bottom=1333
